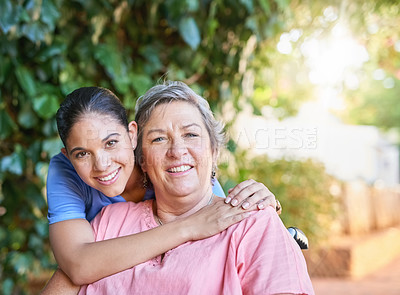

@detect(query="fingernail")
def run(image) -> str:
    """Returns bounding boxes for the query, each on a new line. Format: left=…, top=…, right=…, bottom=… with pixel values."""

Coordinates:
left=257, top=203, right=265, bottom=210
left=225, top=197, right=232, bottom=204
left=231, top=199, right=238, bottom=206
left=241, top=202, right=250, bottom=209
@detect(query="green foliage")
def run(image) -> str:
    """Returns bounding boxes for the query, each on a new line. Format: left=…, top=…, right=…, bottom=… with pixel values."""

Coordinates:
left=0, top=0, right=295, bottom=292
left=219, top=150, right=338, bottom=245
left=342, top=77, right=400, bottom=131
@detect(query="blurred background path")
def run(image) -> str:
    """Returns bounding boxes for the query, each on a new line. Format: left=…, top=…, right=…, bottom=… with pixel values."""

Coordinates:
left=312, top=254, right=400, bottom=295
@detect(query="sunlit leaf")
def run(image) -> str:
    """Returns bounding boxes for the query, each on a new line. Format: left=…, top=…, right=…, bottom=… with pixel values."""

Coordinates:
left=257, top=0, right=271, bottom=15
left=0, top=146, right=25, bottom=176
left=240, top=0, right=254, bottom=13
left=179, top=17, right=201, bottom=50
left=40, top=0, right=60, bottom=30
left=42, top=137, right=63, bottom=158
left=0, top=2, right=21, bottom=33
left=186, top=0, right=199, bottom=12
left=21, top=22, right=48, bottom=42
left=35, top=161, right=49, bottom=184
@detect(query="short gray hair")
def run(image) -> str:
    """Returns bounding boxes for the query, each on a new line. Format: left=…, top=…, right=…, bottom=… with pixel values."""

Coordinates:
left=134, top=80, right=225, bottom=166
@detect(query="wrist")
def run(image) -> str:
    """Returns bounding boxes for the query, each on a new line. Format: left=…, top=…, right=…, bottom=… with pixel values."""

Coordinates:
left=166, top=217, right=193, bottom=242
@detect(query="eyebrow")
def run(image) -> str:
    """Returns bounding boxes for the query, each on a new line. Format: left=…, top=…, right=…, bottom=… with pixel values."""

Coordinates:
left=146, top=123, right=202, bottom=136
left=69, top=133, right=121, bottom=155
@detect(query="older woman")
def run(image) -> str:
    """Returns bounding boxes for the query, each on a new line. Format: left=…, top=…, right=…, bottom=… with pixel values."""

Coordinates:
left=77, top=81, right=314, bottom=294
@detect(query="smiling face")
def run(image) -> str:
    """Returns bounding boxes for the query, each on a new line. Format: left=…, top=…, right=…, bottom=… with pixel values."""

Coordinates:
left=141, top=101, right=215, bottom=203
left=62, top=113, right=137, bottom=198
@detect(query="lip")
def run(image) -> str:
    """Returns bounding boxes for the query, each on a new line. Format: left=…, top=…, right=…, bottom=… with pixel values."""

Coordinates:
left=166, top=164, right=194, bottom=175
left=95, top=168, right=121, bottom=185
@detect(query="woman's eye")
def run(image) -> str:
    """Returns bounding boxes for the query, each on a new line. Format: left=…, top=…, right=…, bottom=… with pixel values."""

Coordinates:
left=152, top=137, right=164, bottom=143
left=76, top=151, right=88, bottom=158
left=185, top=133, right=199, bottom=138
left=106, top=140, right=118, bottom=148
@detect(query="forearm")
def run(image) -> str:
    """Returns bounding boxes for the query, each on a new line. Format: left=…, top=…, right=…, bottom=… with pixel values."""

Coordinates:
left=52, top=219, right=190, bottom=285
left=52, top=199, right=249, bottom=285
left=40, top=268, right=80, bottom=294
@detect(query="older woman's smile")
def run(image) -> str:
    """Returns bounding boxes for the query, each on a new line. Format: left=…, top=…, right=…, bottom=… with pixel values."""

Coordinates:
left=167, top=165, right=193, bottom=173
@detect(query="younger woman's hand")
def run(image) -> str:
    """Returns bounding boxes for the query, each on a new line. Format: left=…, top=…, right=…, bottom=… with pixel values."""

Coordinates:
left=224, top=179, right=281, bottom=213
left=182, top=198, right=252, bottom=240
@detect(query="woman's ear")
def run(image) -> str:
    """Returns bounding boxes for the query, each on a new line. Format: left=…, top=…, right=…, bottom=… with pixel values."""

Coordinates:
left=128, top=121, right=138, bottom=148
left=61, top=147, right=69, bottom=159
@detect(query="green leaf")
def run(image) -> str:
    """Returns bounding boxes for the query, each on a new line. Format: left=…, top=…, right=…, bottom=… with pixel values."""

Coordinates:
left=1, top=146, right=26, bottom=176
left=0, top=227, right=7, bottom=247
left=34, top=219, right=49, bottom=238
left=275, top=0, right=290, bottom=11
left=179, top=17, right=201, bottom=50
left=40, top=0, right=60, bottom=30
left=32, top=94, right=59, bottom=119
left=37, top=41, right=66, bottom=61
left=18, top=103, right=38, bottom=129
left=1, top=278, right=14, bottom=295
left=35, top=161, right=49, bottom=184
left=10, top=229, right=27, bottom=250
left=0, top=51, right=12, bottom=85
left=257, top=0, right=271, bottom=15
left=21, top=22, right=48, bottom=42
left=0, top=109, right=17, bottom=140
left=240, top=0, right=254, bottom=13
left=0, top=2, right=21, bottom=33
left=227, top=139, right=237, bottom=153
left=130, top=73, right=153, bottom=96
left=15, top=66, right=37, bottom=97
left=42, top=137, right=63, bottom=158
left=9, top=251, right=34, bottom=275
left=186, top=0, right=199, bottom=12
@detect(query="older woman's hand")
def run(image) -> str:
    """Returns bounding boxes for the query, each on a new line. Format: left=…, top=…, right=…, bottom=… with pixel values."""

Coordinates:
left=224, top=179, right=282, bottom=214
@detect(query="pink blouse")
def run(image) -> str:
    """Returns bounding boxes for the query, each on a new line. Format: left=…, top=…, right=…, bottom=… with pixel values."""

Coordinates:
left=79, top=201, right=314, bottom=295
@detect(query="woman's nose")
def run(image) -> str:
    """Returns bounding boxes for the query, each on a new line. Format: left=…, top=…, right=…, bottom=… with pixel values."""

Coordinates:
left=93, top=151, right=111, bottom=171
left=167, top=138, right=188, bottom=158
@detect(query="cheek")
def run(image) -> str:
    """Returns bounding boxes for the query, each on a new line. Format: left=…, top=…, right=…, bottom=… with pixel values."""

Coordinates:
left=142, top=147, right=162, bottom=169
left=115, top=147, right=135, bottom=165
left=74, top=162, right=93, bottom=180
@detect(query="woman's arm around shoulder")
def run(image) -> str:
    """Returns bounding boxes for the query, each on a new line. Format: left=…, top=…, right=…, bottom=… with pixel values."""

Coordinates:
left=50, top=198, right=252, bottom=285
left=40, top=268, right=79, bottom=295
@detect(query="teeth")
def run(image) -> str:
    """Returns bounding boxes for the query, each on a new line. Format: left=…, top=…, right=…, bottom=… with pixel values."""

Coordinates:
left=169, top=165, right=191, bottom=173
left=98, top=169, right=118, bottom=181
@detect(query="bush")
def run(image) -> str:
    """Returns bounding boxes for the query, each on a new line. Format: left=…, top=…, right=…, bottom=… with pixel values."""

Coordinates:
left=219, top=150, right=338, bottom=245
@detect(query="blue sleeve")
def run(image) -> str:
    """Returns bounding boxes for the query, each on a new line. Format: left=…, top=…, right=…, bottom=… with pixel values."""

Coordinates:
left=46, top=153, right=88, bottom=224
left=47, top=153, right=127, bottom=224
left=212, top=178, right=225, bottom=198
